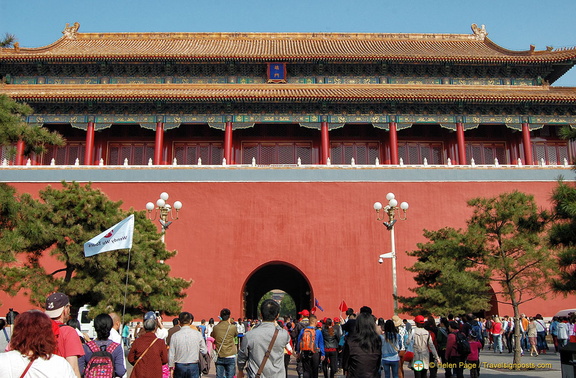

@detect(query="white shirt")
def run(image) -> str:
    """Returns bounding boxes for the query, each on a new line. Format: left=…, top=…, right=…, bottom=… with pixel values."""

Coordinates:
left=0, top=350, right=76, bottom=378
left=110, top=328, right=127, bottom=378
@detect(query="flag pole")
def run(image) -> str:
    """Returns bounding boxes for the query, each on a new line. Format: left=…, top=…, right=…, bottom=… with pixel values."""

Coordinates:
left=121, top=248, right=132, bottom=325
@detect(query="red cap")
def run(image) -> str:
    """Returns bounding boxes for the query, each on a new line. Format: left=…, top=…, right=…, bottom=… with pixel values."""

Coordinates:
left=334, top=317, right=340, bottom=323
left=298, top=310, right=310, bottom=317
left=414, top=315, right=425, bottom=324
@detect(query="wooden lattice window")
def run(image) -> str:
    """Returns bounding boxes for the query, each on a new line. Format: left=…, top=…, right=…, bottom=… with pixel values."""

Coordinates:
left=42, top=142, right=85, bottom=165
left=532, top=141, right=569, bottom=165
left=107, top=142, right=154, bottom=165
left=0, top=145, right=16, bottom=164
left=173, top=142, right=224, bottom=165
left=466, top=142, right=507, bottom=165
left=241, top=142, right=313, bottom=165
left=330, top=142, right=380, bottom=165
left=398, top=142, right=443, bottom=164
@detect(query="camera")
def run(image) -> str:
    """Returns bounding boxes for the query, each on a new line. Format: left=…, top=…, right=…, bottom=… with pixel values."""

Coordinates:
left=378, top=258, right=384, bottom=264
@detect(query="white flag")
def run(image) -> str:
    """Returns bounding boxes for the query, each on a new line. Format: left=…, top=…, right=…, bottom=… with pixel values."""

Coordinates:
left=84, top=214, right=134, bottom=257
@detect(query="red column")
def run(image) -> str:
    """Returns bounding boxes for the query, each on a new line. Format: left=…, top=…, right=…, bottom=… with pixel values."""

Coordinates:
left=522, top=123, right=533, bottom=165
left=456, top=122, right=466, bottom=165
left=224, top=122, right=233, bottom=164
left=154, top=122, right=164, bottom=165
left=321, top=122, right=329, bottom=164
left=84, top=121, right=95, bottom=165
left=389, top=122, right=398, bottom=165
left=15, top=140, right=25, bottom=165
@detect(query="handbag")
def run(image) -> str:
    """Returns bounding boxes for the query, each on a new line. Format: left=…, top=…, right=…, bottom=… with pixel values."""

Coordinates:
left=199, top=351, right=211, bottom=374
left=254, top=328, right=279, bottom=378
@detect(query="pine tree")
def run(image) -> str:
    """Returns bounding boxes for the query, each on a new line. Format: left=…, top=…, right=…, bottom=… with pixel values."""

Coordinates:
left=549, top=178, right=576, bottom=293
left=0, top=181, right=191, bottom=318
left=400, top=191, right=556, bottom=367
left=0, top=94, right=65, bottom=158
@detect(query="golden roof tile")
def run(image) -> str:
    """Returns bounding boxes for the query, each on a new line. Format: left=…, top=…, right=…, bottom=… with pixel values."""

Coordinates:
left=1, top=24, right=575, bottom=63
left=3, top=83, right=576, bottom=103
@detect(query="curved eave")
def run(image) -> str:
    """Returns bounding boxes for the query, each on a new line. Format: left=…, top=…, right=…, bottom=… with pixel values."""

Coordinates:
left=3, top=84, right=576, bottom=104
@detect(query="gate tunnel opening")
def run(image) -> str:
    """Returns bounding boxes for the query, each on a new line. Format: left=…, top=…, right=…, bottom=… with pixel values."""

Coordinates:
left=242, top=262, right=312, bottom=319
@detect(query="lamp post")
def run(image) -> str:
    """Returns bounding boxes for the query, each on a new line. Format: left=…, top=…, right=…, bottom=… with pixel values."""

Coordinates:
left=146, top=192, right=183, bottom=242
left=373, top=192, right=409, bottom=315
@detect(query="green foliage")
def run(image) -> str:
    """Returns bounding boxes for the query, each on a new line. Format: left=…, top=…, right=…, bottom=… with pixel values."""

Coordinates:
left=549, top=179, right=576, bottom=293
left=400, top=191, right=555, bottom=315
left=0, top=182, right=191, bottom=318
left=398, top=227, right=491, bottom=316
left=279, top=294, right=296, bottom=318
left=0, top=33, right=16, bottom=48
left=0, top=94, right=65, bottom=157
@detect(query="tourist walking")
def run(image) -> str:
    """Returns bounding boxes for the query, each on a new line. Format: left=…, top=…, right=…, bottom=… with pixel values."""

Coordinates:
left=0, top=310, right=76, bottom=378
left=169, top=312, right=207, bottom=378
left=128, top=314, right=168, bottom=378
left=79, top=313, right=126, bottom=377
left=211, top=308, right=238, bottom=378
left=321, top=318, right=341, bottom=378
left=342, top=312, right=381, bottom=377
left=380, top=319, right=401, bottom=378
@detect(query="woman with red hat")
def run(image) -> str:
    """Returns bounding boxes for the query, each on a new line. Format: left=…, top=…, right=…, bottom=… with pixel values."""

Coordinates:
left=410, top=315, right=439, bottom=378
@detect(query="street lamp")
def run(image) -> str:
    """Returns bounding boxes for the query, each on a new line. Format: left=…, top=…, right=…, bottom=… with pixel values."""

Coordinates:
left=373, top=192, right=409, bottom=315
left=146, top=192, right=183, bottom=242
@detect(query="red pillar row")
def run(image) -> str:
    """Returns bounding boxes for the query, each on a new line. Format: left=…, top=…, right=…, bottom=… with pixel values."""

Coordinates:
left=15, top=140, right=25, bottom=165
left=84, top=121, right=95, bottom=165
left=522, top=123, right=533, bottom=165
left=224, top=122, right=233, bottom=164
left=154, top=122, right=164, bottom=165
left=321, top=122, right=329, bottom=164
left=389, top=122, right=398, bottom=165
left=456, top=122, right=466, bottom=165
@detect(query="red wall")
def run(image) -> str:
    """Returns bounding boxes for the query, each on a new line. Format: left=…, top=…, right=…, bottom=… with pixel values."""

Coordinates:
left=2, top=180, right=575, bottom=320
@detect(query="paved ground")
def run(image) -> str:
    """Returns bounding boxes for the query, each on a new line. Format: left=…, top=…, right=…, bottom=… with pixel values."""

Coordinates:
left=127, top=345, right=568, bottom=377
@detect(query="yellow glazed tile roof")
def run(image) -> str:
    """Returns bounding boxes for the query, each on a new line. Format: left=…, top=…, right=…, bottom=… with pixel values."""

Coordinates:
left=1, top=24, right=576, bottom=63
left=4, top=83, right=576, bottom=103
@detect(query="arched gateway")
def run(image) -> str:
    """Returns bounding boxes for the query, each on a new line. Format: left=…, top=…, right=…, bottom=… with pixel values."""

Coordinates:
left=242, top=261, right=312, bottom=319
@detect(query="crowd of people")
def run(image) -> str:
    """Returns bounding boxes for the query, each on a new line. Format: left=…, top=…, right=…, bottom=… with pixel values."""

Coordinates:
left=1, top=294, right=576, bottom=378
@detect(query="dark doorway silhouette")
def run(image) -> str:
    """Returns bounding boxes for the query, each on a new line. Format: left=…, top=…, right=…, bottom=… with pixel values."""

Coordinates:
left=242, top=261, right=312, bottom=319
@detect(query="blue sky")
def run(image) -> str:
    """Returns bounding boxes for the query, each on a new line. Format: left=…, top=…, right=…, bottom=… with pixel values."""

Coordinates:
left=2, top=0, right=576, bottom=85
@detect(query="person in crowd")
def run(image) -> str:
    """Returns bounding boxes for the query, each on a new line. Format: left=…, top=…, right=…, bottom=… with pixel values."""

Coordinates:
left=489, top=316, right=502, bottom=354
left=108, top=312, right=128, bottom=376
left=435, top=318, right=451, bottom=378
left=550, top=316, right=559, bottom=353
left=128, top=313, right=168, bottom=378
left=0, top=318, right=9, bottom=353
left=391, top=315, right=408, bottom=378
left=237, top=299, right=290, bottom=378
left=424, top=316, right=438, bottom=378
left=519, top=314, right=529, bottom=351
left=0, top=310, right=76, bottom=377
left=291, top=309, right=311, bottom=378
left=467, top=332, right=482, bottom=378
left=380, top=319, right=401, bottom=378
left=122, top=322, right=131, bottom=348
left=321, top=318, right=341, bottom=378
left=342, top=312, right=381, bottom=377
left=445, top=321, right=464, bottom=378
left=45, top=292, right=84, bottom=377
left=166, top=318, right=181, bottom=347
left=79, top=313, right=126, bottom=377
left=412, top=315, right=439, bottom=378
left=527, top=317, right=538, bottom=357
left=169, top=311, right=207, bottom=378
left=534, top=314, right=548, bottom=355
left=211, top=308, right=238, bottom=378
left=66, top=319, right=91, bottom=344
left=558, top=317, right=570, bottom=348
left=297, top=314, right=325, bottom=378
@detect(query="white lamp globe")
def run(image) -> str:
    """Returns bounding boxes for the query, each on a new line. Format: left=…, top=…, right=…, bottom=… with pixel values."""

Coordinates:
left=388, top=199, right=398, bottom=207
left=386, top=192, right=395, bottom=201
left=173, top=201, right=183, bottom=210
left=400, top=202, right=409, bottom=210
left=160, top=192, right=169, bottom=201
left=373, top=202, right=383, bottom=211
left=145, top=202, right=155, bottom=211
left=156, top=198, right=166, bottom=207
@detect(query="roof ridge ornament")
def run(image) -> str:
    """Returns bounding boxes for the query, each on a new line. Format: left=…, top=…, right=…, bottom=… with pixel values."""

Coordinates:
left=62, top=22, right=80, bottom=39
left=471, top=24, right=488, bottom=41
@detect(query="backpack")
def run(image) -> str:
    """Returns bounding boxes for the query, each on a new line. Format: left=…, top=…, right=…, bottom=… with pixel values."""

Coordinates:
left=471, top=323, right=482, bottom=341
left=455, top=332, right=471, bottom=358
left=84, top=340, right=119, bottom=378
left=299, top=328, right=317, bottom=353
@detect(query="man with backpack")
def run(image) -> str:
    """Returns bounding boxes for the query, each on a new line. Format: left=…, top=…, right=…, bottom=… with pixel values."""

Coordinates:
left=445, top=321, right=469, bottom=378
left=296, top=314, right=325, bottom=378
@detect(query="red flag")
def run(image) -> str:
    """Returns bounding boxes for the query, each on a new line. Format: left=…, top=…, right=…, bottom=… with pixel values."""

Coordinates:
left=339, top=300, right=348, bottom=312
